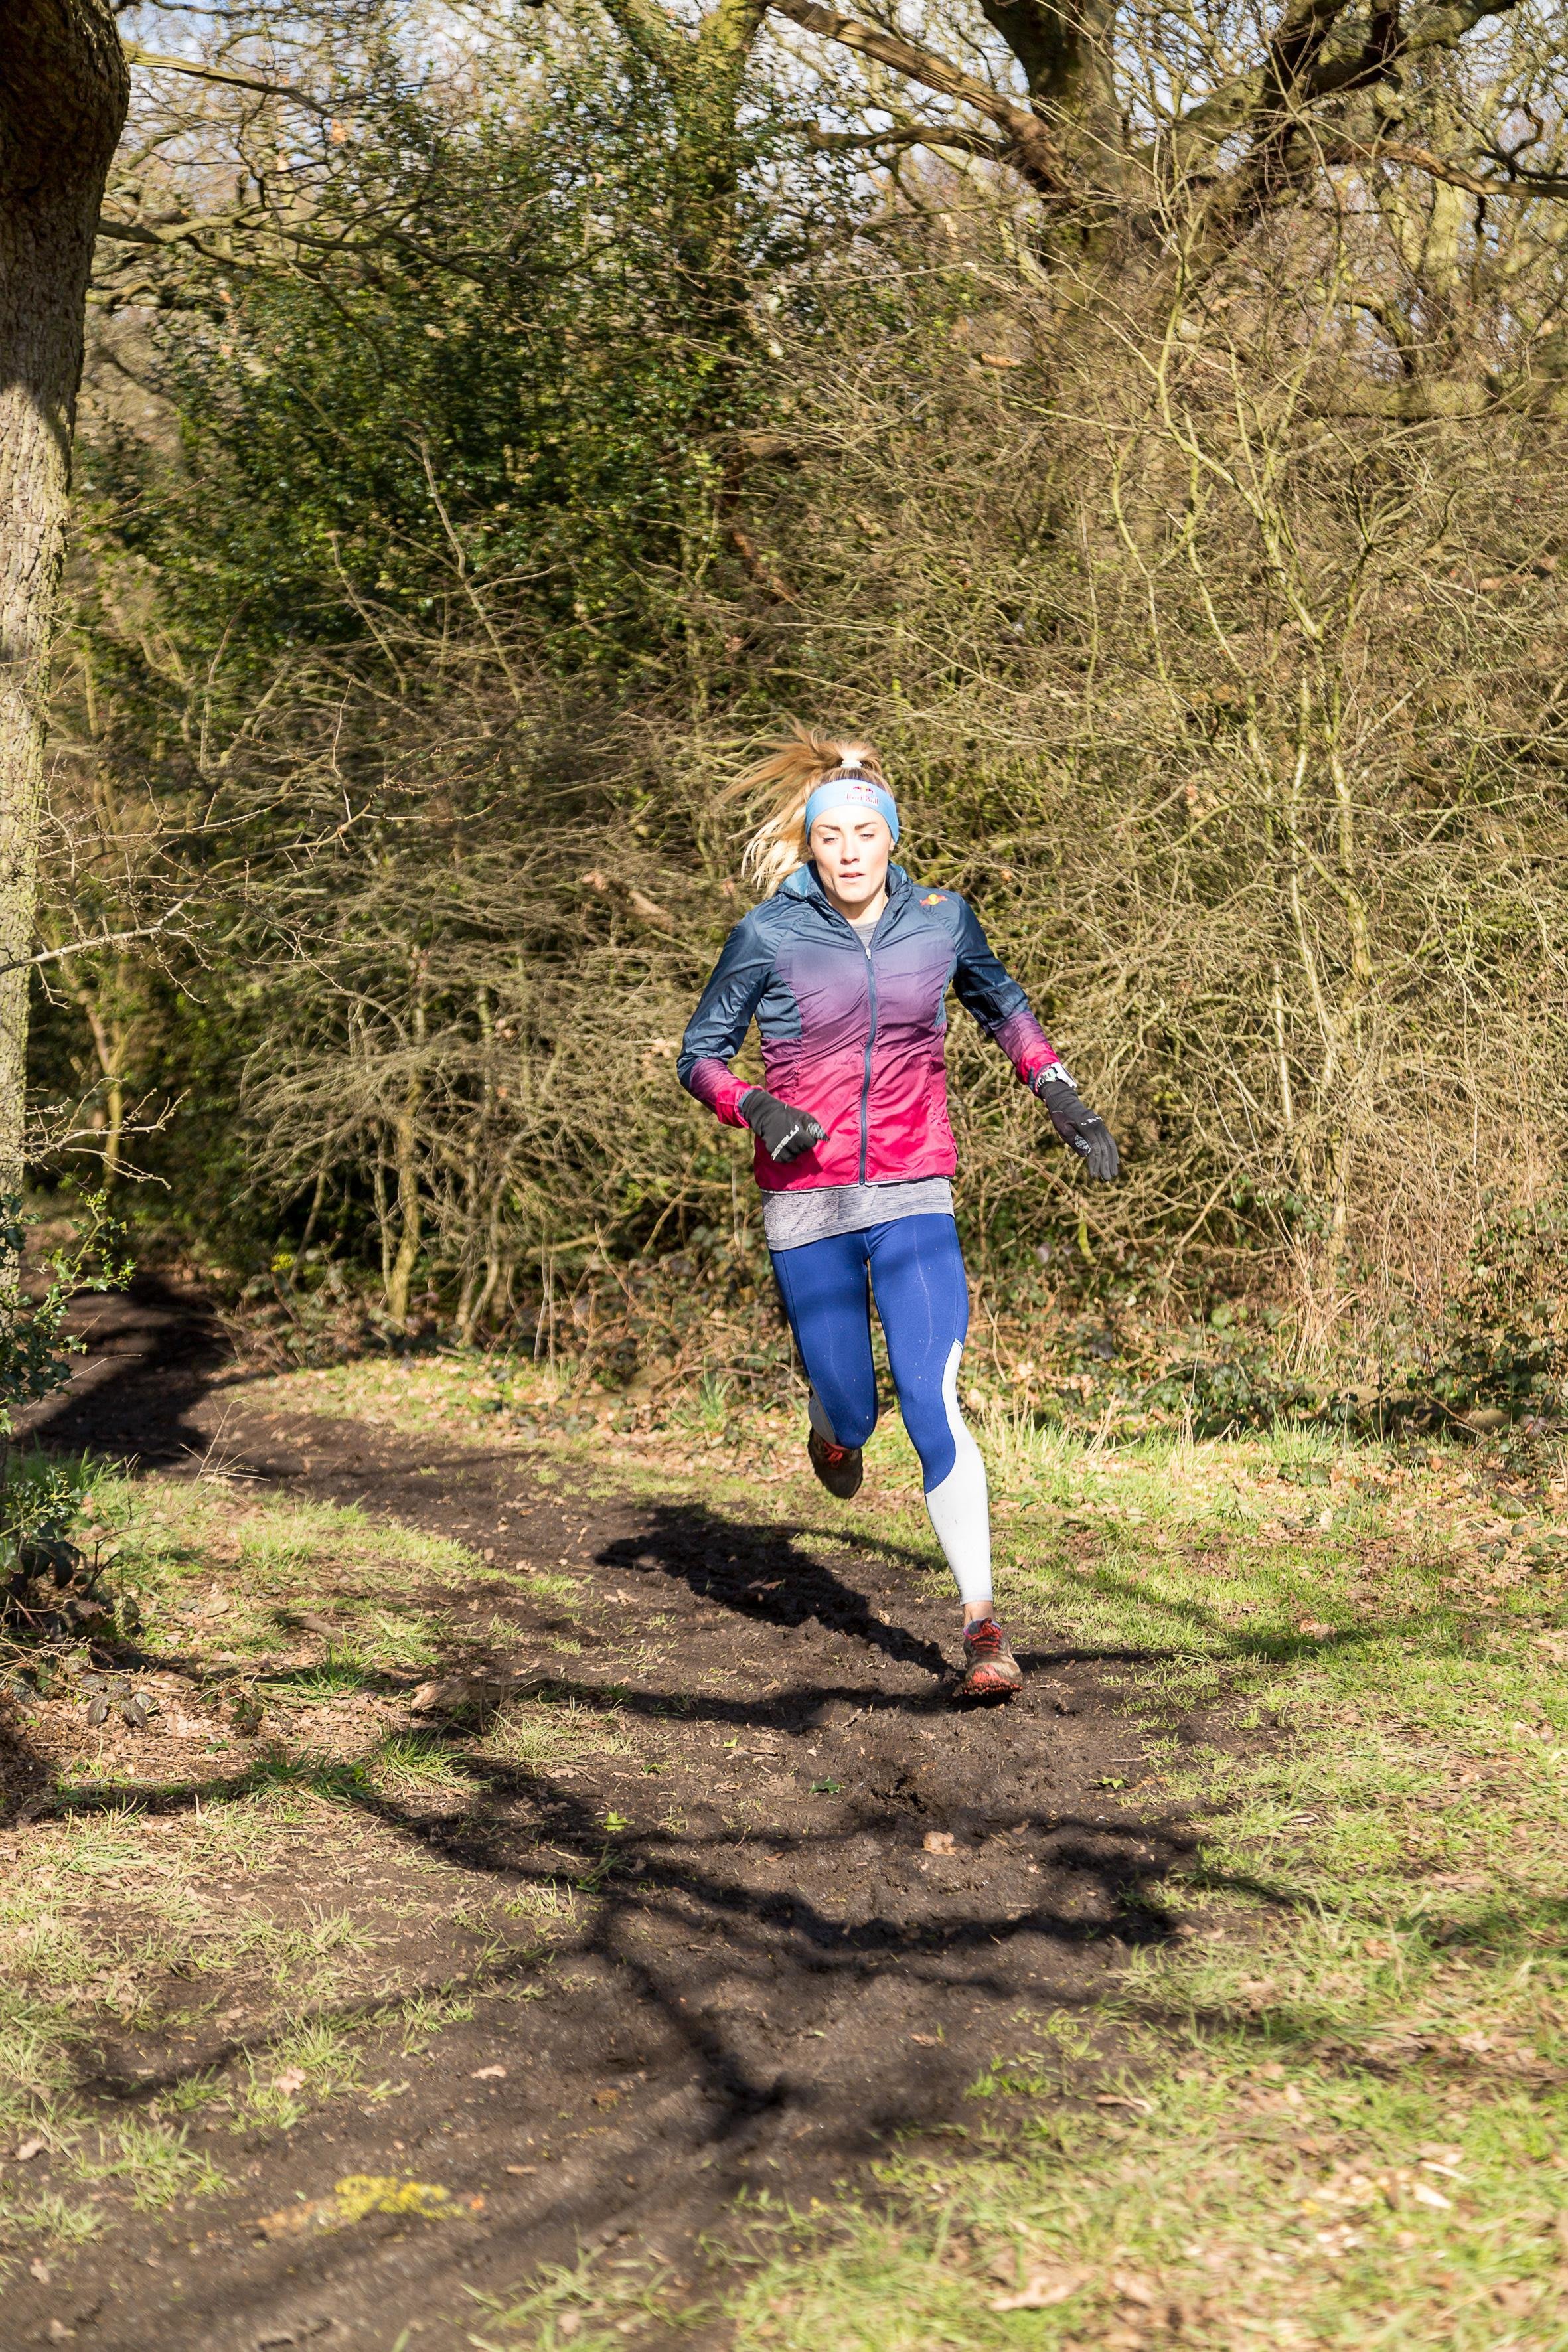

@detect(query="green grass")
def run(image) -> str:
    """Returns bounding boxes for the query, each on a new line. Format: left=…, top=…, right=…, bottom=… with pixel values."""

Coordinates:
left=478, top=1691, right=634, bottom=1773
left=84, top=1477, right=476, bottom=1662
left=371, top=1730, right=470, bottom=1796
left=684, top=1418, right=1568, bottom=2351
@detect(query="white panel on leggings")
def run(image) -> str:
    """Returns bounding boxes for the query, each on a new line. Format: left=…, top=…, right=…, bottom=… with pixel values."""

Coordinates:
left=807, top=1387, right=840, bottom=1442
left=923, top=1338, right=992, bottom=1608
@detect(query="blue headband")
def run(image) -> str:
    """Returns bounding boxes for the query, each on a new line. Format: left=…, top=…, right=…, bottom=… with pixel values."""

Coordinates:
left=803, top=773, right=900, bottom=845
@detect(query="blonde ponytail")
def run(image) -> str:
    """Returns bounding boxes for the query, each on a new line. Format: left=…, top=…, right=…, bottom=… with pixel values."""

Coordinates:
left=720, top=720, right=889, bottom=896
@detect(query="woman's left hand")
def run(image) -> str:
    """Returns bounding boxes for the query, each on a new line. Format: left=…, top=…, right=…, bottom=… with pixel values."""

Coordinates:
left=1032, top=1066, right=1119, bottom=1181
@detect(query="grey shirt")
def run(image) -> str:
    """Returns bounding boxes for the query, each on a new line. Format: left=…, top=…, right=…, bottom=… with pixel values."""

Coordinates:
left=761, top=900, right=955, bottom=1253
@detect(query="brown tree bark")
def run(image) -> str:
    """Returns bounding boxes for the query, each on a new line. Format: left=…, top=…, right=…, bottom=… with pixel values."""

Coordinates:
left=974, top=0, right=1121, bottom=189
left=0, top=2, right=127, bottom=1200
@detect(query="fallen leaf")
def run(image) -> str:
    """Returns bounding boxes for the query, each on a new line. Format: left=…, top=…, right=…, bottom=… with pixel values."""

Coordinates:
left=272, top=2068, right=309, bottom=2096
left=1411, top=2183, right=1452, bottom=2210
left=910, top=2033, right=940, bottom=2047
left=409, top=1671, right=535, bottom=1718
left=990, top=2264, right=1088, bottom=2312
left=47, top=2324, right=74, bottom=2345
left=29, top=2258, right=50, bottom=2282
left=472, top=2065, right=507, bottom=2080
left=15, top=2136, right=46, bottom=2161
left=593, top=2086, right=621, bottom=2108
left=923, top=1831, right=956, bottom=1855
left=505, top=2164, right=538, bottom=2176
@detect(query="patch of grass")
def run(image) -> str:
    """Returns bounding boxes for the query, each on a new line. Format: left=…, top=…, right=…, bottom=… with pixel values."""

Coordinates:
left=470, top=2248, right=716, bottom=2350
left=479, top=1693, right=633, bottom=1773
left=86, top=1476, right=479, bottom=1662
left=246, top=1352, right=520, bottom=1439
left=497, top=1883, right=579, bottom=1932
left=389, top=1992, right=479, bottom=2051
left=371, top=1731, right=469, bottom=1796
left=721, top=2029, right=1568, bottom=2349
left=236, top=2017, right=368, bottom=2130
left=501, top=1571, right=583, bottom=1605
left=76, top=2119, right=225, bottom=2210
left=0, top=2189, right=104, bottom=2249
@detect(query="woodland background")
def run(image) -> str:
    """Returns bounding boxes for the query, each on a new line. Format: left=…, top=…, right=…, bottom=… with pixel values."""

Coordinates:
left=33, top=0, right=1568, bottom=1425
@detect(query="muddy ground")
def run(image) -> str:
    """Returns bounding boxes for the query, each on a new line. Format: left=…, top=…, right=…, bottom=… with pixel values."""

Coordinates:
left=2, top=1282, right=1214, bottom=2351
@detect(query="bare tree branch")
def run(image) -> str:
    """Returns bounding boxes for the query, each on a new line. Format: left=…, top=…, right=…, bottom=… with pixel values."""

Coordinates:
left=1323, top=135, right=1568, bottom=199
left=806, top=120, right=1005, bottom=161
left=123, top=43, right=331, bottom=115
left=768, top=0, right=1073, bottom=197
left=1, top=902, right=196, bottom=983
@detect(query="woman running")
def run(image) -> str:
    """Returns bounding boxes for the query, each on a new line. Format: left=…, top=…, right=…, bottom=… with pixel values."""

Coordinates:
left=677, top=727, right=1119, bottom=1699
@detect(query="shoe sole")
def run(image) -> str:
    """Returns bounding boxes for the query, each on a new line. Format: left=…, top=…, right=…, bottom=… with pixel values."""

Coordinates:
left=955, top=1665, right=1022, bottom=1704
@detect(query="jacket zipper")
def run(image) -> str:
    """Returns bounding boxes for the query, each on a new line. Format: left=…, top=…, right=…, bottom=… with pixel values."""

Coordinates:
left=858, top=932, right=878, bottom=1183
left=810, top=869, right=900, bottom=1184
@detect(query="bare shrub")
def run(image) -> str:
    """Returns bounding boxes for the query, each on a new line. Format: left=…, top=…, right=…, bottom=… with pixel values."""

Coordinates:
left=47, top=0, right=1568, bottom=1385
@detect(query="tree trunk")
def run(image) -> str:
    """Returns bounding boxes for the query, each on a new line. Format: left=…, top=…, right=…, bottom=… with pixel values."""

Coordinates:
left=597, top=0, right=766, bottom=331
left=384, top=959, right=428, bottom=1324
left=385, top=1099, right=422, bottom=1325
left=0, top=3, right=127, bottom=1202
left=975, top=0, right=1122, bottom=193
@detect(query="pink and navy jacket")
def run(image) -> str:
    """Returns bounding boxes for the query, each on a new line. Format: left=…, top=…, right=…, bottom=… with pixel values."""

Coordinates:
left=677, top=861, right=1063, bottom=1192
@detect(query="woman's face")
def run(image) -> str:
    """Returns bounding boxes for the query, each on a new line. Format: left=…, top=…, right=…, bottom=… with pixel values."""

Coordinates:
left=809, top=811, right=892, bottom=913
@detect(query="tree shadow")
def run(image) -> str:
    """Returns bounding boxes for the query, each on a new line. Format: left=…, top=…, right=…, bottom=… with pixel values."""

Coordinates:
left=21, top=1273, right=236, bottom=1469
left=35, top=1732, right=1206, bottom=2082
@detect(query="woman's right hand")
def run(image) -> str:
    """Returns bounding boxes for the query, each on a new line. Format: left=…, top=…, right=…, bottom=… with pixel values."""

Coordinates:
left=740, top=1089, right=826, bottom=1165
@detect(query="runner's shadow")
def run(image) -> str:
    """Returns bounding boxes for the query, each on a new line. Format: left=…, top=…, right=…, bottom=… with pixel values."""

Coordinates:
left=597, top=1502, right=949, bottom=1674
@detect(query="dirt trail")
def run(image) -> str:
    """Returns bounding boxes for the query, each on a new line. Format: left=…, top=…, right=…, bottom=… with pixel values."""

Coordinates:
left=5, top=1282, right=1206, bottom=2351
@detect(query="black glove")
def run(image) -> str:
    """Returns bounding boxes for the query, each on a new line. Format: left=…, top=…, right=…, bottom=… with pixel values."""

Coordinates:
left=740, top=1089, right=826, bottom=1166
left=1032, top=1064, right=1119, bottom=1181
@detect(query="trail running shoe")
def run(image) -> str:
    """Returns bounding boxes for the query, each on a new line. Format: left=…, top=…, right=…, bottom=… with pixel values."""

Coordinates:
left=808, top=1428, right=864, bottom=1499
left=957, top=1616, right=1022, bottom=1702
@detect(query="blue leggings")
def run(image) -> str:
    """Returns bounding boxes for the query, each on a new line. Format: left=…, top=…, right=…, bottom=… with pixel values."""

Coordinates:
left=770, top=1214, right=992, bottom=1607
